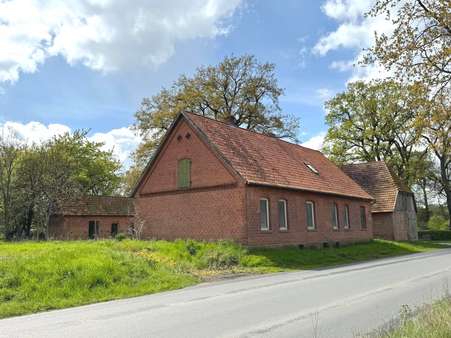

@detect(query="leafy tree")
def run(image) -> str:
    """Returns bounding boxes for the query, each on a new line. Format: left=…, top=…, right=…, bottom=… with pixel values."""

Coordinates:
left=0, top=131, right=122, bottom=239
left=323, top=80, right=426, bottom=186
left=366, top=0, right=450, bottom=94
left=119, top=165, right=142, bottom=196
left=419, top=92, right=451, bottom=228
left=411, top=153, right=443, bottom=224
left=0, top=136, right=22, bottom=238
left=366, top=0, right=451, bottom=228
left=134, top=55, right=299, bottom=166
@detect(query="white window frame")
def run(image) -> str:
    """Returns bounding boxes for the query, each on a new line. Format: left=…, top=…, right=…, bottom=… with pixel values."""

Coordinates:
left=305, top=201, right=316, bottom=230
left=332, top=203, right=339, bottom=230
left=259, top=198, right=270, bottom=231
left=278, top=199, right=288, bottom=230
left=344, top=205, right=350, bottom=229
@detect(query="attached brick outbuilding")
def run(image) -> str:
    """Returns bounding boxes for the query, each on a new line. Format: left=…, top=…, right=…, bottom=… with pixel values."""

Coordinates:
left=49, top=196, right=134, bottom=240
left=132, top=113, right=374, bottom=247
left=342, top=161, right=418, bottom=241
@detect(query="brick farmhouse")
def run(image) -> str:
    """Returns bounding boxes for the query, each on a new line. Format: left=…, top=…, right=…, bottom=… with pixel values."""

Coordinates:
left=49, top=113, right=418, bottom=245
left=131, top=113, right=374, bottom=247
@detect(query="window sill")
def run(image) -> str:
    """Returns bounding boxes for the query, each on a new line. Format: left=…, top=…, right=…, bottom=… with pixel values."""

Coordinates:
left=259, top=229, right=272, bottom=233
left=279, top=228, right=289, bottom=232
left=307, top=228, right=317, bottom=232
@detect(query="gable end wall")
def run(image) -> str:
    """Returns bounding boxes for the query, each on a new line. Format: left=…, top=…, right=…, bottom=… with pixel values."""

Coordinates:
left=135, top=118, right=247, bottom=242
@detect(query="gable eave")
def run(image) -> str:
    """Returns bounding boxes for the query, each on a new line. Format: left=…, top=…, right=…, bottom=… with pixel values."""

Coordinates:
left=130, top=113, right=185, bottom=197
left=131, top=113, right=246, bottom=197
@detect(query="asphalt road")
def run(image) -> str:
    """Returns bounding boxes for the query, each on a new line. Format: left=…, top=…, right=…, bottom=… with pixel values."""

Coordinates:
left=1, top=249, right=451, bottom=338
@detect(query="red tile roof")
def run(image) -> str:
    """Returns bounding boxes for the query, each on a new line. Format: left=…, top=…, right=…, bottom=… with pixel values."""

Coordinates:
left=185, top=113, right=373, bottom=200
left=57, top=196, right=135, bottom=216
left=341, top=161, right=411, bottom=212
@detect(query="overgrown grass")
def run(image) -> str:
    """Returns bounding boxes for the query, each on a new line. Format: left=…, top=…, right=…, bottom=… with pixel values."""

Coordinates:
left=366, top=297, right=451, bottom=338
left=0, top=239, right=447, bottom=318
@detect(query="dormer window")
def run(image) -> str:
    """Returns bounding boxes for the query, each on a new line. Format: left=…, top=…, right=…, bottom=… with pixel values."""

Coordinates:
left=305, top=162, right=319, bottom=175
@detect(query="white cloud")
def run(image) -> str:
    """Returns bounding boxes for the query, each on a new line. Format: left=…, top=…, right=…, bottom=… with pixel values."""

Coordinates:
left=301, top=131, right=326, bottom=150
left=90, top=127, right=142, bottom=166
left=0, top=120, right=141, bottom=167
left=0, top=121, right=70, bottom=145
left=322, top=0, right=372, bottom=21
left=313, top=0, right=393, bottom=82
left=0, top=0, right=243, bottom=83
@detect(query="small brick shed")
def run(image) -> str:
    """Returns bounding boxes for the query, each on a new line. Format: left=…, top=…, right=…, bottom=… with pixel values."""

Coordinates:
left=49, top=196, right=134, bottom=239
left=342, top=161, right=418, bottom=241
left=132, top=112, right=375, bottom=247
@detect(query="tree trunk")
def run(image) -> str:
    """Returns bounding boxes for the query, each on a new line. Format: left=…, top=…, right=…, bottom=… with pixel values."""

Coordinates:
left=22, top=205, right=34, bottom=239
left=439, top=157, right=451, bottom=230
left=446, top=189, right=451, bottom=230
left=421, top=179, right=430, bottom=222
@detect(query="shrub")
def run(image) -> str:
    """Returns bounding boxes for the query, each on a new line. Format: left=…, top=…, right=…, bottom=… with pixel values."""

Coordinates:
left=427, top=215, right=449, bottom=230
left=185, top=240, right=200, bottom=256
left=418, top=230, right=451, bottom=241
left=115, top=233, right=127, bottom=241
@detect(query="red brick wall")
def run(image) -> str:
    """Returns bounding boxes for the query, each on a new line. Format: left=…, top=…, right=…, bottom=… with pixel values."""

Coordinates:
left=372, top=213, right=395, bottom=240
left=136, top=186, right=247, bottom=242
left=138, top=120, right=236, bottom=195
left=135, top=118, right=247, bottom=242
left=245, top=186, right=373, bottom=247
left=49, top=215, right=133, bottom=240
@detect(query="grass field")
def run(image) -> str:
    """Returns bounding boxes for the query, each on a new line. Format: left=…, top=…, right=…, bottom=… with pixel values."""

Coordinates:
left=367, top=297, right=451, bottom=338
left=0, top=239, right=447, bottom=319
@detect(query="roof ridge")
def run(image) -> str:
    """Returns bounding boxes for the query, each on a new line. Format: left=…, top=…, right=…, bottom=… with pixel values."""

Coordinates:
left=184, top=112, right=321, bottom=154
left=184, top=112, right=373, bottom=201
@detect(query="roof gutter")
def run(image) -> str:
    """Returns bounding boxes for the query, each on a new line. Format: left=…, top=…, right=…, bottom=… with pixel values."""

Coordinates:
left=246, top=180, right=375, bottom=202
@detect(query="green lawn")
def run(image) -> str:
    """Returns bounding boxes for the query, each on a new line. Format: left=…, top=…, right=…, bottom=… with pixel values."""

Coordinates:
left=366, top=297, right=451, bottom=338
left=0, top=239, right=447, bottom=318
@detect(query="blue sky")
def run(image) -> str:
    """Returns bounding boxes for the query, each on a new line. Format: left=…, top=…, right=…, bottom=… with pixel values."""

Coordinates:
left=0, top=0, right=385, bottom=166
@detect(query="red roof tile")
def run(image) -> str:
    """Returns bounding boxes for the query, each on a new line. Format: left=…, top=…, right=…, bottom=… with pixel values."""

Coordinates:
left=58, top=196, right=135, bottom=216
left=341, top=161, right=410, bottom=212
left=185, top=113, right=373, bottom=200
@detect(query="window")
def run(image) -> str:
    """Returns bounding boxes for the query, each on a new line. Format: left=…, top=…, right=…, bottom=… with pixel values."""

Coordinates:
left=88, top=220, right=99, bottom=239
left=177, top=159, right=191, bottom=189
left=344, top=205, right=350, bottom=229
left=259, top=198, right=270, bottom=231
left=305, top=201, right=316, bottom=230
left=332, top=203, right=339, bottom=230
left=360, top=206, right=367, bottom=229
left=304, top=162, right=319, bottom=175
left=278, top=200, right=288, bottom=230
left=111, top=223, right=118, bottom=238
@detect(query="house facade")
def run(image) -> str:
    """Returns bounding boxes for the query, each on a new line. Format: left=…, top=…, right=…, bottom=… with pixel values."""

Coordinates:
left=49, top=196, right=134, bottom=239
left=342, top=162, right=418, bottom=241
left=132, top=113, right=374, bottom=247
